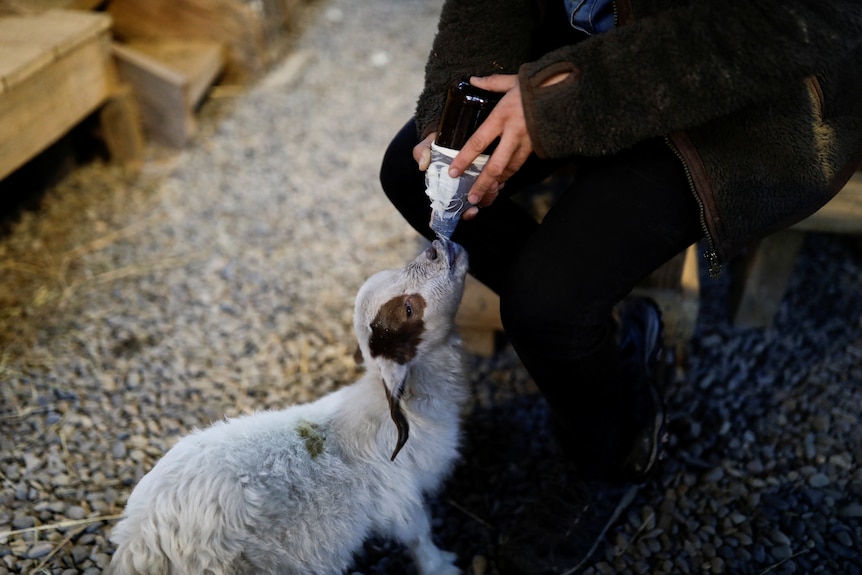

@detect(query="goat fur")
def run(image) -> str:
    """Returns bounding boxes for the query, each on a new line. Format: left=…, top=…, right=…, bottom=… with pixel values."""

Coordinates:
left=107, top=240, right=470, bottom=575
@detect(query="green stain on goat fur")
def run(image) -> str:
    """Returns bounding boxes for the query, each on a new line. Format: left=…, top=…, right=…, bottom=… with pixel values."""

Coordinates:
left=296, top=421, right=325, bottom=458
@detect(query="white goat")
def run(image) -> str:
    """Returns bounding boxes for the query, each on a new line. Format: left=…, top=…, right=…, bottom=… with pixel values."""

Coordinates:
left=107, top=240, right=470, bottom=575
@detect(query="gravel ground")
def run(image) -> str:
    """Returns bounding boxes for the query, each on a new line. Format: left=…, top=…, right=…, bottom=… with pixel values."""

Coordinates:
left=1, top=0, right=861, bottom=574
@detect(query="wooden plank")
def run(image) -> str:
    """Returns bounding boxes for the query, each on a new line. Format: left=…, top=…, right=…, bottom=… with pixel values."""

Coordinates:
left=123, top=40, right=224, bottom=108
left=0, top=10, right=110, bottom=67
left=680, top=241, right=700, bottom=298
left=108, top=0, right=266, bottom=83
left=0, top=0, right=103, bottom=13
left=730, top=230, right=806, bottom=329
left=99, top=83, right=145, bottom=170
left=792, top=172, right=862, bottom=234
left=0, top=24, right=114, bottom=181
left=0, top=44, right=53, bottom=91
left=112, top=43, right=186, bottom=88
left=113, top=43, right=190, bottom=148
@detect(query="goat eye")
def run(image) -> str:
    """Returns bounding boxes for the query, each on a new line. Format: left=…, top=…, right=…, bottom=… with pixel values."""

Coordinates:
left=405, top=301, right=413, bottom=317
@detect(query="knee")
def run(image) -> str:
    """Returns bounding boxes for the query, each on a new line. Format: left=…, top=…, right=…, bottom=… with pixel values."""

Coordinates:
left=499, top=266, right=567, bottom=348
left=498, top=259, right=615, bottom=354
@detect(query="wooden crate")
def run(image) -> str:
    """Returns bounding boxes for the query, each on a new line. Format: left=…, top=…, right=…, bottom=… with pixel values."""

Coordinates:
left=113, top=40, right=224, bottom=147
left=0, top=9, right=116, bottom=181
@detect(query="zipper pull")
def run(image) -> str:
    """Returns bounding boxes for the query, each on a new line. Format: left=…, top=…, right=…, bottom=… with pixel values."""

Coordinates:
left=704, top=249, right=722, bottom=279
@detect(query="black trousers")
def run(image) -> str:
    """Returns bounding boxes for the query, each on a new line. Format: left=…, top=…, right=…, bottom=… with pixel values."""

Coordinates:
left=380, top=119, right=703, bottom=479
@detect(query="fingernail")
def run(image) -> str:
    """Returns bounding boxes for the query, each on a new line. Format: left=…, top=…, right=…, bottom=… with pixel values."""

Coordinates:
left=448, top=167, right=459, bottom=178
left=468, top=194, right=479, bottom=205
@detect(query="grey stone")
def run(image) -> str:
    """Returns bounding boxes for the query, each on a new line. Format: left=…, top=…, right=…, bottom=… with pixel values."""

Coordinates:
left=26, top=542, right=54, bottom=559
left=65, top=505, right=87, bottom=520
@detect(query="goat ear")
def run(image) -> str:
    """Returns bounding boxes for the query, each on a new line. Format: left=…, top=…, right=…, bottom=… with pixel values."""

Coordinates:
left=379, top=361, right=410, bottom=462
left=353, top=345, right=364, bottom=365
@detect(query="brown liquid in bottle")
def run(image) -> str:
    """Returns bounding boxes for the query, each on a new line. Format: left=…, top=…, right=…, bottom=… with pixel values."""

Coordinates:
left=435, top=80, right=501, bottom=151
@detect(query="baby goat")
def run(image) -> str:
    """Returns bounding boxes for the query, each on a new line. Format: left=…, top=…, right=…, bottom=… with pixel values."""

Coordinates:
left=108, top=240, right=469, bottom=575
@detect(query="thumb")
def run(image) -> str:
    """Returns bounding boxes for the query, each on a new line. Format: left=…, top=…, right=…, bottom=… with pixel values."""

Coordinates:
left=413, top=132, right=436, bottom=171
left=470, top=74, right=518, bottom=93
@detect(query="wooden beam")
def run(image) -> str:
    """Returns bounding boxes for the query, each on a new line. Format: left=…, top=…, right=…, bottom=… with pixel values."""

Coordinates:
left=0, top=0, right=104, bottom=13
left=730, top=230, right=806, bottom=329
left=99, top=84, right=145, bottom=170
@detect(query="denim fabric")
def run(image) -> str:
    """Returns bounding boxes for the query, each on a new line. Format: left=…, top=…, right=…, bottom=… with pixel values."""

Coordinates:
left=564, top=0, right=615, bottom=34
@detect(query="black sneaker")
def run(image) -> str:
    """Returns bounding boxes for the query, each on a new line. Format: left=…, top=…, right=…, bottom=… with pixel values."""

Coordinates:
left=614, top=294, right=664, bottom=384
left=496, top=296, right=670, bottom=575
left=614, top=295, right=669, bottom=482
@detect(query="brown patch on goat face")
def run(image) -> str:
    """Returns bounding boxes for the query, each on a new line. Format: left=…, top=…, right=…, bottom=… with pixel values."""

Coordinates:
left=368, top=294, right=426, bottom=364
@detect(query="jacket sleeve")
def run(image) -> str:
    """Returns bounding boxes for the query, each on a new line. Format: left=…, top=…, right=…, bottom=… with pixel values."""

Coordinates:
left=519, top=0, right=862, bottom=158
left=415, top=0, right=539, bottom=139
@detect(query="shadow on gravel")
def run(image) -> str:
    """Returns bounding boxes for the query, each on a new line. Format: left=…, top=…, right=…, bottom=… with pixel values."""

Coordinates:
left=0, top=119, right=103, bottom=240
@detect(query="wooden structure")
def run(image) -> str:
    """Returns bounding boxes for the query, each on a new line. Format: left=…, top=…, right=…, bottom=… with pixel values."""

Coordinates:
left=0, top=9, right=143, bottom=181
left=2, top=0, right=305, bottom=161
left=113, top=41, right=224, bottom=147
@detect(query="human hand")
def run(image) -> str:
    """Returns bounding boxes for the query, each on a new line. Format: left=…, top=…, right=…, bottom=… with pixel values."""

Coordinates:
left=447, top=74, right=533, bottom=219
left=413, top=132, right=437, bottom=171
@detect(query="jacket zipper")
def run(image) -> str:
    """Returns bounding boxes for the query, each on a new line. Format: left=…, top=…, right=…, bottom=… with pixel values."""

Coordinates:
left=663, top=136, right=722, bottom=279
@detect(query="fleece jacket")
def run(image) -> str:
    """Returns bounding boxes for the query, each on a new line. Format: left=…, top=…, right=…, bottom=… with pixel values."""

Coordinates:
left=415, top=0, right=862, bottom=273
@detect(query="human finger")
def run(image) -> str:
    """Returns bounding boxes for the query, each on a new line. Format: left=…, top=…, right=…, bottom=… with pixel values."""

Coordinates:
left=413, top=132, right=436, bottom=171
left=469, top=74, right=519, bottom=94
